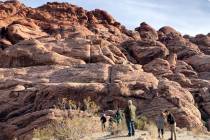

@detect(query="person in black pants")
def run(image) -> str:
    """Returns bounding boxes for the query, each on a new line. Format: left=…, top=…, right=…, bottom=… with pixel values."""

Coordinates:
left=100, top=114, right=107, bottom=131
left=164, top=110, right=176, bottom=140
left=124, top=100, right=136, bottom=136
left=156, top=112, right=166, bottom=139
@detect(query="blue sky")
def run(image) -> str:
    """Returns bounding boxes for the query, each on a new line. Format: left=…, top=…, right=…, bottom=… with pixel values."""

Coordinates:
left=18, top=0, right=210, bottom=35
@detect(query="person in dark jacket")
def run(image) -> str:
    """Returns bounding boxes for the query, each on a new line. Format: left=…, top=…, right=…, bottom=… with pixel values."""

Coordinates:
left=164, top=110, right=176, bottom=140
left=114, top=109, right=122, bottom=126
left=100, top=114, right=107, bottom=131
left=124, top=100, right=136, bottom=136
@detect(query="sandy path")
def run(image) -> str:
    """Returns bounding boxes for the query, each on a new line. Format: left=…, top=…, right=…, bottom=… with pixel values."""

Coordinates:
left=82, top=130, right=210, bottom=140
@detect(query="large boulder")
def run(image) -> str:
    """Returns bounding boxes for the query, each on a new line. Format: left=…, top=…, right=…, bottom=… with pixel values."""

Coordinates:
left=0, top=39, right=85, bottom=68
left=90, top=39, right=127, bottom=64
left=164, top=73, right=192, bottom=88
left=127, top=40, right=169, bottom=65
left=174, top=61, right=198, bottom=78
left=185, top=54, right=210, bottom=72
left=135, top=22, right=158, bottom=40
left=159, top=26, right=181, bottom=35
left=109, top=64, right=159, bottom=99
left=158, top=26, right=201, bottom=59
left=6, top=20, right=48, bottom=44
left=43, top=37, right=128, bottom=64
left=142, top=79, right=203, bottom=129
left=143, top=58, right=172, bottom=76
left=189, top=34, right=210, bottom=55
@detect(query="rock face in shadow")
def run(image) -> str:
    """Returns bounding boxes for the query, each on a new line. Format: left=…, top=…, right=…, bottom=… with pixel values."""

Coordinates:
left=0, top=1, right=210, bottom=139
left=189, top=34, right=210, bottom=55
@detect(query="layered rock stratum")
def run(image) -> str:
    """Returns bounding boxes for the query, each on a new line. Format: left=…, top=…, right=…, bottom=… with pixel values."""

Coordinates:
left=0, top=1, right=210, bottom=139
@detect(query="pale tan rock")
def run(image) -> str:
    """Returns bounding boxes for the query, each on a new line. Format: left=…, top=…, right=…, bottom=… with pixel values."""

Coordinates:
left=12, top=85, right=25, bottom=92
left=0, top=39, right=85, bottom=67
left=43, top=37, right=127, bottom=64
left=7, top=22, right=48, bottom=44
left=167, top=53, right=177, bottom=68
left=143, top=58, right=172, bottom=76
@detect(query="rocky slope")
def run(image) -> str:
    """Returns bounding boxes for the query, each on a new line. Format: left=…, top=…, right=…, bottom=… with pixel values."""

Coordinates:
left=1, top=1, right=210, bottom=139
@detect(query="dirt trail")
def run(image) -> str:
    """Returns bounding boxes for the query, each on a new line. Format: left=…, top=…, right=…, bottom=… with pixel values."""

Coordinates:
left=82, top=130, right=210, bottom=140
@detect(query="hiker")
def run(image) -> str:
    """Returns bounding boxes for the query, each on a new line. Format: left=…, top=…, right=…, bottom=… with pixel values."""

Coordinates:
left=164, top=110, right=176, bottom=140
left=156, top=112, right=166, bottom=139
left=108, top=116, right=115, bottom=132
left=124, top=100, right=136, bottom=136
left=114, top=109, right=122, bottom=126
left=100, top=114, right=107, bottom=132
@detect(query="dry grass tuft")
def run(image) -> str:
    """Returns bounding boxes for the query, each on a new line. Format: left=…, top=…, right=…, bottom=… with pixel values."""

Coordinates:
left=135, top=115, right=148, bottom=130
left=108, top=117, right=127, bottom=135
left=33, top=116, right=100, bottom=140
left=33, top=97, right=101, bottom=140
left=145, top=122, right=158, bottom=140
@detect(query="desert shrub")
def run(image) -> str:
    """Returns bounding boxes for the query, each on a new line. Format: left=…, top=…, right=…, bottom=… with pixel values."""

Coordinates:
left=108, top=116, right=127, bottom=135
left=191, top=127, right=204, bottom=136
left=145, top=121, right=158, bottom=140
left=33, top=117, right=99, bottom=140
left=33, top=97, right=101, bottom=140
left=57, top=98, right=78, bottom=110
left=83, top=97, right=100, bottom=114
left=135, top=115, right=148, bottom=130
left=56, top=97, right=100, bottom=114
left=33, top=125, right=54, bottom=140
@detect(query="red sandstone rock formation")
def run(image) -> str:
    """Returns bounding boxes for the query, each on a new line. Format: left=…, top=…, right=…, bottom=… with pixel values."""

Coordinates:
left=1, top=1, right=210, bottom=139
